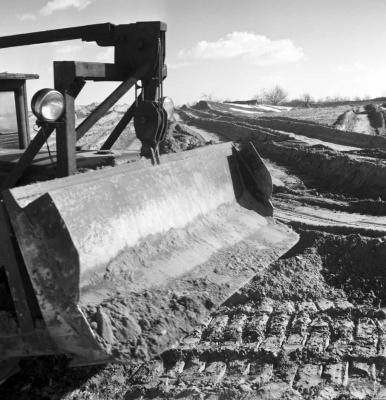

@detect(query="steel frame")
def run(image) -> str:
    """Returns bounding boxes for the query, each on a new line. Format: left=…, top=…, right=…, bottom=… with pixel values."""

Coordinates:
left=0, top=21, right=167, bottom=189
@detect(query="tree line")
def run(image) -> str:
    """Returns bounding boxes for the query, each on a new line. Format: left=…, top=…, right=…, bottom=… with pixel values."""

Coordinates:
left=254, top=86, right=372, bottom=106
left=200, top=86, right=374, bottom=107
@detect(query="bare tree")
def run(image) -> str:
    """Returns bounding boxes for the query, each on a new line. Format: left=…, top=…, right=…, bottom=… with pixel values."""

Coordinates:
left=201, top=92, right=214, bottom=101
left=252, top=89, right=264, bottom=104
left=262, top=85, right=288, bottom=105
left=300, top=93, right=313, bottom=107
left=331, top=95, right=350, bottom=102
left=200, top=92, right=225, bottom=102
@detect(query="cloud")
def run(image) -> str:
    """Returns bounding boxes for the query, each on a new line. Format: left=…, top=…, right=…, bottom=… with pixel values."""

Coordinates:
left=179, top=32, right=304, bottom=66
left=40, top=0, right=94, bottom=16
left=17, top=13, right=37, bottom=21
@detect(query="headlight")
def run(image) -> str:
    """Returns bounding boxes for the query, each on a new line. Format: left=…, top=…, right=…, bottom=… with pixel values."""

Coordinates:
left=31, top=89, right=64, bottom=123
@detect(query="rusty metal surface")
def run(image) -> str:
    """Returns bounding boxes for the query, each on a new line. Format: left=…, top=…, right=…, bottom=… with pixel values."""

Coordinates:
left=0, top=200, right=57, bottom=360
left=0, top=73, right=38, bottom=80
left=0, top=23, right=115, bottom=48
left=1, top=143, right=297, bottom=365
left=13, top=82, right=30, bottom=149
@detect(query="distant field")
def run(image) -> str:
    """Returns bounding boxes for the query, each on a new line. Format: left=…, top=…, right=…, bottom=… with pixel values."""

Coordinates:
left=192, top=100, right=358, bottom=126
left=261, top=105, right=352, bottom=126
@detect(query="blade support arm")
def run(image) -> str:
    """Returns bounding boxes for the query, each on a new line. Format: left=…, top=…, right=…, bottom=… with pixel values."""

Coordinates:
left=0, top=23, right=115, bottom=48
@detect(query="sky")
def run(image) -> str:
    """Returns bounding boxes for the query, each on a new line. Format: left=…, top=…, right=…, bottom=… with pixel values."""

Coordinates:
left=1, top=0, right=386, bottom=107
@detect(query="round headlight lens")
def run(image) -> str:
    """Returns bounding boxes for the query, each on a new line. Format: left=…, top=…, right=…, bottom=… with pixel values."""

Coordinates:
left=31, top=89, right=65, bottom=123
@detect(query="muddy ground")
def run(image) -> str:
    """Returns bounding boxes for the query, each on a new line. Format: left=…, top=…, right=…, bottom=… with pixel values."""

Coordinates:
left=2, top=103, right=386, bottom=399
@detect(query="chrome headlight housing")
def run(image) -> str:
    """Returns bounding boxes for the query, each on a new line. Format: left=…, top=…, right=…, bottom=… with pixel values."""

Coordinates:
left=31, top=89, right=64, bottom=123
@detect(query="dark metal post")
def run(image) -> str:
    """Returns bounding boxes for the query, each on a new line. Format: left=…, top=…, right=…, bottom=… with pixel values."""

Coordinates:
left=14, top=82, right=30, bottom=149
left=57, top=91, right=76, bottom=177
left=54, top=64, right=77, bottom=177
left=21, top=82, right=31, bottom=146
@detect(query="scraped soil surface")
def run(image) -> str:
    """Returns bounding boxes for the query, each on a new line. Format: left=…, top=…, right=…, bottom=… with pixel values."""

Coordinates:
left=3, top=102, right=386, bottom=399
left=4, top=231, right=386, bottom=400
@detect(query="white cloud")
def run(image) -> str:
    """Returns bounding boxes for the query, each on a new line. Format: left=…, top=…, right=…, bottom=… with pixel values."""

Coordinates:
left=179, top=32, right=304, bottom=66
left=40, top=0, right=95, bottom=16
left=17, top=13, right=37, bottom=21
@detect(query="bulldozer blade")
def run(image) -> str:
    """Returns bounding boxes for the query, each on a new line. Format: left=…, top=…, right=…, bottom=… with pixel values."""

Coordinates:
left=1, top=142, right=298, bottom=365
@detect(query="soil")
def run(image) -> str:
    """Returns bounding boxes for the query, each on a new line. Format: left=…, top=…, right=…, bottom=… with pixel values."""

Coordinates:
left=79, top=203, right=294, bottom=364
left=3, top=101, right=386, bottom=399
left=120, top=229, right=386, bottom=400
left=179, top=109, right=386, bottom=200
left=159, top=122, right=208, bottom=154
left=3, top=229, right=386, bottom=400
left=333, top=103, right=386, bottom=136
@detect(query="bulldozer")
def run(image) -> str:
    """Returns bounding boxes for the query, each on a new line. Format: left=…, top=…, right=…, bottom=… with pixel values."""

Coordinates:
left=0, top=22, right=298, bottom=381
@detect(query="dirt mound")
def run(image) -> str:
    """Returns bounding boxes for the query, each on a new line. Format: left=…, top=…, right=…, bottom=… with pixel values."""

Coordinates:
left=364, top=104, right=386, bottom=134
left=333, top=109, right=358, bottom=131
left=180, top=112, right=386, bottom=200
left=333, top=103, right=386, bottom=135
left=244, top=230, right=386, bottom=306
left=159, top=123, right=207, bottom=154
left=191, top=100, right=292, bottom=117
left=76, top=104, right=138, bottom=150
left=76, top=105, right=207, bottom=152
left=183, top=107, right=386, bottom=151
left=192, top=100, right=211, bottom=111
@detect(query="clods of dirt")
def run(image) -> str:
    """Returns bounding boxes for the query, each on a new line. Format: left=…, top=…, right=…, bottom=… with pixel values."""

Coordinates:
left=243, top=230, right=386, bottom=307
left=159, top=123, right=207, bottom=154
left=119, top=230, right=386, bottom=399
left=4, top=229, right=380, bottom=400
